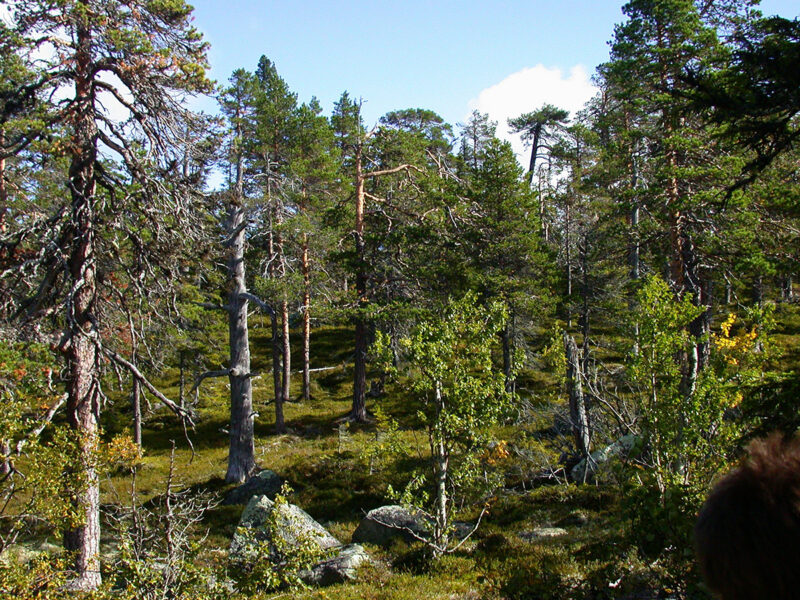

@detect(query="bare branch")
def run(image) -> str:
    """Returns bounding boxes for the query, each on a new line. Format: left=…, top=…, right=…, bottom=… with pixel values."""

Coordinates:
left=104, top=349, right=193, bottom=425
left=239, top=292, right=275, bottom=316
left=364, top=164, right=422, bottom=179
left=188, top=369, right=230, bottom=395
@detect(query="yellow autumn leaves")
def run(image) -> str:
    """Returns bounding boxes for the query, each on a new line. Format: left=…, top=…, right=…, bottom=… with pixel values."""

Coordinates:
left=714, top=313, right=759, bottom=366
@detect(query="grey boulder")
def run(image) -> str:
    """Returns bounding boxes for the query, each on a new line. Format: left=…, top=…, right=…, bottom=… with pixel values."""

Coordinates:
left=352, top=505, right=429, bottom=546
left=223, top=469, right=282, bottom=505
left=300, top=543, right=372, bottom=586
left=352, top=504, right=473, bottom=546
left=230, top=495, right=340, bottom=561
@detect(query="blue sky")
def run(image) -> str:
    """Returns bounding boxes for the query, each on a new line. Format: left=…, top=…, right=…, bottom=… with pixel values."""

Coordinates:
left=191, top=0, right=798, bottom=152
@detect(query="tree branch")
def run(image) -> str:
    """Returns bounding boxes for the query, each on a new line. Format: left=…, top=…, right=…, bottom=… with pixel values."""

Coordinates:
left=14, top=393, right=67, bottom=455
left=364, top=164, right=421, bottom=179
left=239, top=292, right=275, bottom=316
left=104, top=349, right=193, bottom=425
left=188, top=369, right=231, bottom=395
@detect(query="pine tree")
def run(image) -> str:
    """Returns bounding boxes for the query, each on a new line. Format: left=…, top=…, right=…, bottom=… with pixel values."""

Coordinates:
left=0, top=1, right=210, bottom=588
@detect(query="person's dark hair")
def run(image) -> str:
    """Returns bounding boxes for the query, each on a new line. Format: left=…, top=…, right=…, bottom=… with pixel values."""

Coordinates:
left=695, top=433, right=800, bottom=599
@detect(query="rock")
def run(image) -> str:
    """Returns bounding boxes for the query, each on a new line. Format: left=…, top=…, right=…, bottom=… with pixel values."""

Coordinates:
left=223, top=469, right=282, bottom=505
left=352, top=505, right=476, bottom=547
left=570, top=434, right=639, bottom=483
left=300, top=543, right=372, bottom=586
left=230, top=495, right=340, bottom=561
left=518, top=527, right=568, bottom=541
left=352, top=505, right=430, bottom=546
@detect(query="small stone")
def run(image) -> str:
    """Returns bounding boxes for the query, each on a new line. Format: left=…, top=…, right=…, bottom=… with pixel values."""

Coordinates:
left=518, top=527, right=568, bottom=541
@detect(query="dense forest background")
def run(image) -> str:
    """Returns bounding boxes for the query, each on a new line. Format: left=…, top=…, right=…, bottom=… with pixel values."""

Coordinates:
left=1, top=0, right=799, bottom=598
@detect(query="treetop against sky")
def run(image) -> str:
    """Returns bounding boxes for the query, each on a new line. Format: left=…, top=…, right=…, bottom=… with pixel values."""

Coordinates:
left=1, top=0, right=797, bottom=159
left=188, top=0, right=798, bottom=150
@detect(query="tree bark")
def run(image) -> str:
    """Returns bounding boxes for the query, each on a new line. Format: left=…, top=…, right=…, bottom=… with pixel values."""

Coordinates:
left=302, top=233, right=311, bottom=403
left=271, top=312, right=285, bottom=433
left=267, top=216, right=285, bottom=433
left=351, top=143, right=369, bottom=422
left=61, top=13, right=101, bottom=589
left=281, top=298, right=291, bottom=405
left=224, top=201, right=256, bottom=483
left=0, top=127, right=6, bottom=236
left=564, top=333, right=591, bottom=462
left=131, top=378, right=142, bottom=447
left=178, top=350, right=186, bottom=410
left=432, top=381, right=449, bottom=555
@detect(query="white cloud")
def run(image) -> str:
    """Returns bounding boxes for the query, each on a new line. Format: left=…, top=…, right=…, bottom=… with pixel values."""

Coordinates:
left=467, top=64, right=597, bottom=162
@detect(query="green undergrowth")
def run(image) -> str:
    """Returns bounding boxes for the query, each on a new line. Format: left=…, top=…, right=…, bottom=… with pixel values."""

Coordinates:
left=8, top=305, right=800, bottom=598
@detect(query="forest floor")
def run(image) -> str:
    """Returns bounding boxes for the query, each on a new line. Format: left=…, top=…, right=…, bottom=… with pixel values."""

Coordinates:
left=10, top=301, right=800, bottom=599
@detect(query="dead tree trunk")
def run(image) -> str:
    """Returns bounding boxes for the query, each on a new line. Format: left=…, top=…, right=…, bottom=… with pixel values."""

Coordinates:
left=132, top=379, right=142, bottom=447
left=351, top=143, right=369, bottom=422
left=302, top=233, right=311, bottom=403
left=564, top=333, right=590, bottom=461
left=281, top=298, right=291, bottom=405
left=349, top=149, right=416, bottom=422
left=224, top=200, right=256, bottom=483
left=267, top=217, right=285, bottom=433
left=782, top=274, right=794, bottom=302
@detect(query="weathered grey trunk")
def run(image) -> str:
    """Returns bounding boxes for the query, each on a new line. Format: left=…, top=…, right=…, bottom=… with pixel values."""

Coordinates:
left=132, top=378, right=142, bottom=447
left=271, top=312, right=285, bottom=433
left=266, top=223, right=285, bottom=433
left=281, top=298, right=291, bottom=405
left=782, top=274, right=794, bottom=301
left=225, top=201, right=256, bottom=484
left=178, top=350, right=186, bottom=410
left=501, top=311, right=516, bottom=397
left=628, top=136, right=640, bottom=356
left=351, top=144, right=369, bottom=422
left=62, top=14, right=101, bottom=589
left=302, top=235, right=311, bottom=403
left=564, top=333, right=590, bottom=461
left=432, top=381, right=449, bottom=555
left=752, top=275, right=763, bottom=307
left=0, top=127, right=6, bottom=236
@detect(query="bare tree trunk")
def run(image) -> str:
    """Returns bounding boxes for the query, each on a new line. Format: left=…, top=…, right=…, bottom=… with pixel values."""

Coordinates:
left=62, top=17, right=101, bottom=589
left=271, top=313, right=285, bottom=433
left=752, top=275, right=763, bottom=307
left=302, top=234, right=311, bottom=403
left=526, top=124, right=542, bottom=187
left=132, top=378, right=142, bottom=447
left=351, top=144, right=369, bottom=422
left=564, top=333, right=590, bottom=462
left=281, top=298, right=291, bottom=405
left=267, top=220, right=285, bottom=433
left=178, top=350, right=186, bottom=410
left=225, top=200, right=256, bottom=484
left=566, top=202, right=573, bottom=327
left=432, top=381, right=449, bottom=555
left=501, top=310, right=516, bottom=397
left=0, top=127, right=6, bottom=236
